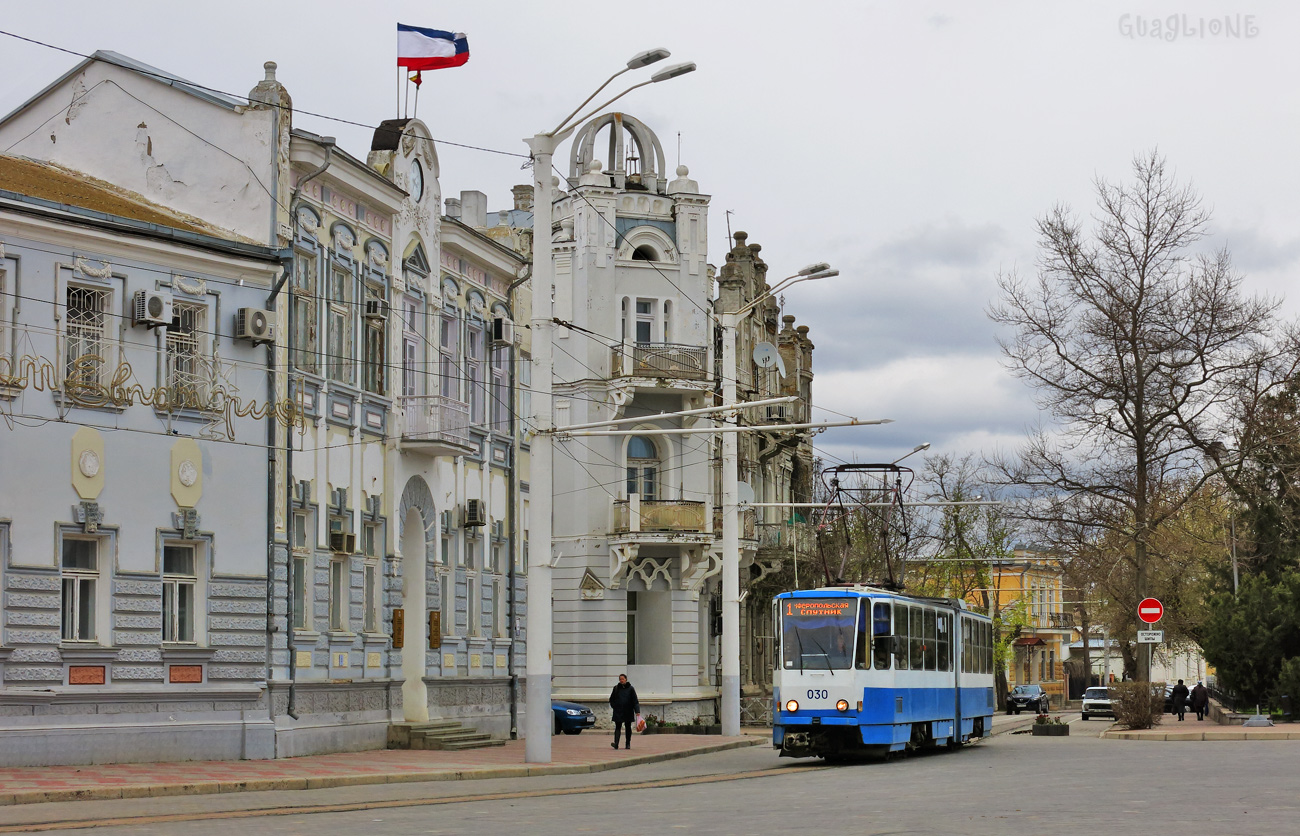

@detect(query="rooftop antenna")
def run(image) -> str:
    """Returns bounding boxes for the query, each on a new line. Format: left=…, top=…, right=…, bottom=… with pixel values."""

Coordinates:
left=725, top=210, right=734, bottom=244
left=677, top=131, right=681, bottom=168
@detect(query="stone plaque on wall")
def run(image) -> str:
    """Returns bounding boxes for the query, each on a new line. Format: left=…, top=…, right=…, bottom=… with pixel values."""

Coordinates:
left=169, top=665, right=203, bottom=683
left=392, top=608, right=404, bottom=648
left=428, top=611, right=440, bottom=649
left=69, top=665, right=105, bottom=685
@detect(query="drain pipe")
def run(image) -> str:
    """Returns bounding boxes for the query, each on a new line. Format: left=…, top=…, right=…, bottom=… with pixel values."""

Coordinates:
left=505, top=264, right=531, bottom=739
left=277, top=136, right=335, bottom=720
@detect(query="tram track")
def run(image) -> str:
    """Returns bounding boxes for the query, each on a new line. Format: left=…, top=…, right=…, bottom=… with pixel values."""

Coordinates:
left=0, top=763, right=831, bottom=833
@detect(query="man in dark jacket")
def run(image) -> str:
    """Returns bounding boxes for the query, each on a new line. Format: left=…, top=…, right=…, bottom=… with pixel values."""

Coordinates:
left=609, top=674, right=640, bottom=750
left=1171, top=679, right=1190, bottom=721
left=1189, top=681, right=1209, bottom=721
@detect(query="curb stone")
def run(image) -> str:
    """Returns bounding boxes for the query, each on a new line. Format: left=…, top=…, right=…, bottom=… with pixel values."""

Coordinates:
left=0, top=738, right=764, bottom=807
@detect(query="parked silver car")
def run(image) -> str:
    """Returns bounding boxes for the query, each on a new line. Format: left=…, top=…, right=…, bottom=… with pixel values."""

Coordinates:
left=1081, top=686, right=1113, bottom=720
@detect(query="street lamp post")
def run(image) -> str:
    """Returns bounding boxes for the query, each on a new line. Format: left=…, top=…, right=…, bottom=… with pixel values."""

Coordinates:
left=524, top=51, right=695, bottom=764
left=719, top=263, right=837, bottom=737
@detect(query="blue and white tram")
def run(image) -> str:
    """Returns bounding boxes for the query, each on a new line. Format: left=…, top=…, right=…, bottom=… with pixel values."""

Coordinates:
left=773, top=585, right=995, bottom=759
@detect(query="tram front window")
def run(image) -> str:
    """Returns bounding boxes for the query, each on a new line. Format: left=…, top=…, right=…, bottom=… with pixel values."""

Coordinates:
left=781, top=598, right=856, bottom=671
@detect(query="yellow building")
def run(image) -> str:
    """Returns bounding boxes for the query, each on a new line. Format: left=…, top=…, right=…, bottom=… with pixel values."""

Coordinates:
left=991, top=547, right=1073, bottom=707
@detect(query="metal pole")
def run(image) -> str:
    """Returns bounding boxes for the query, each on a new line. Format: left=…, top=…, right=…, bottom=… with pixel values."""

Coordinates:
left=1103, top=627, right=1110, bottom=684
left=720, top=311, right=740, bottom=736
left=524, top=133, right=556, bottom=762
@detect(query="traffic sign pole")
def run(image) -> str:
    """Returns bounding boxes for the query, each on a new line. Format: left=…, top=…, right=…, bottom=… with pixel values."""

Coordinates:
left=1138, top=598, right=1163, bottom=683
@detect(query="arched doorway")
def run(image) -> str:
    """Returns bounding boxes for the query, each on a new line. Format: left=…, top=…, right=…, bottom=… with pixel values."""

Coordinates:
left=397, top=476, right=436, bottom=722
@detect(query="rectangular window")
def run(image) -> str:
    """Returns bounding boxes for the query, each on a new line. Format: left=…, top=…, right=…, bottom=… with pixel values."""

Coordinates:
left=162, top=543, right=197, bottom=643
left=494, top=577, right=508, bottom=638
left=893, top=605, right=909, bottom=671
left=467, top=574, right=480, bottom=637
left=439, top=314, right=459, bottom=399
left=329, top=557, right=348, bottom=631
left=362, top=286, right=385, bottom=395
left=490, top=345, right=508, bottom=430
left=467, top=327, right=484, bottom=424
left=61, top=537, right=99, bottom=641
left=461, top=537, right=472, bottom=569
left=167, top=301, right=208, bottom=409
left=937, top=612, right=951, bottom=672
left=626, top=590, right=638, bottom=665
left=518, top=353, right=531, bottom=423
left=363, top=522, right=381, bottom=633
left=909, top=606, right=924, bottom=670
left=440, top=572, right=454, bottom=636
left=293, top=251, right=318, bottom=374
left=635, top=300, right=654, bottom=344
left=292, top=510, right=311, bottom=631
left=65, top=285, right=109, bottom=390
left=923, top=608, right=937, bottom=671
left=326, top=265, right=352, bottom=384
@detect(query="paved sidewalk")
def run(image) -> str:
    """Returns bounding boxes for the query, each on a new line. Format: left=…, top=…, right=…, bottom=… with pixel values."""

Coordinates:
left=1103, top=721, right=1300, bottom=740
left=0, top=732, right=762, bottom=807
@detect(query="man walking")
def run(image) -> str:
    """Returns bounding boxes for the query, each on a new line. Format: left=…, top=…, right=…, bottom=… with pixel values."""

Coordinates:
left=1190, top=681, right=1209, bottom=721
left=1171, top=679, right=1190, bottom=721
left=609, top=673, right=640, bottom=750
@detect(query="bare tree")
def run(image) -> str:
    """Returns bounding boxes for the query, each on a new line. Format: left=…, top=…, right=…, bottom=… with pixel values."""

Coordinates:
left=988, top=151, right=1292, bottom=682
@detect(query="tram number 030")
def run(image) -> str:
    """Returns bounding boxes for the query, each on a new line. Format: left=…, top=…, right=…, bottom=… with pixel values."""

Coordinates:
left=806, top=689, right=828, bottom=700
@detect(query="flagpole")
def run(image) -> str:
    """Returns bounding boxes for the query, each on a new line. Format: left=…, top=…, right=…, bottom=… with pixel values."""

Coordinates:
left=403, top=74, right=409, bottom=118
left=412, top=77, right=420, bottom=119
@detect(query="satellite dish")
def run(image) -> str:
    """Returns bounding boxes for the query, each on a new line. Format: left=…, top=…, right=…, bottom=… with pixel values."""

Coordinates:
left=753, top=342, right=779, bottom=369
left=738, top=481, right=756, bottom=506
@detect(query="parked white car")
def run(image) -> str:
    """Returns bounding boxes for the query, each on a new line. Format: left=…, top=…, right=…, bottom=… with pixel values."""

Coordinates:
left=1081, top=686, right=1114, bottom=720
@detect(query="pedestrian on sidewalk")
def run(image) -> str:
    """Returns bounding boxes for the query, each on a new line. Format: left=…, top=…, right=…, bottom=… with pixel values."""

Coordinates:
left=1171, top=679, right=1189, bottom=721
left=1190, top=681, right=1208, bottom=721
left=609, top=673, right=640, bottom=750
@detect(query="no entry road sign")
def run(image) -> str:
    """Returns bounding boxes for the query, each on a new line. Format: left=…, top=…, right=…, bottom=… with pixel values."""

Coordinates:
left=1138, top=597, right=1164, bottom=624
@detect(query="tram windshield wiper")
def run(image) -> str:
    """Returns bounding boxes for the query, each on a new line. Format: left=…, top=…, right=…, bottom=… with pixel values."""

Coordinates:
left=806, top=633, right=834, bottom=676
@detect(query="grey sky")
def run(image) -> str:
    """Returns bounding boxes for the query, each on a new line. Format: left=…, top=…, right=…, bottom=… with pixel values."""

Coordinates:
left=2, top=1, right=1297, bottom=468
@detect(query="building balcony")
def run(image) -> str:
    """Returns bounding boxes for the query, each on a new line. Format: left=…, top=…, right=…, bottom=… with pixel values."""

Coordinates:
left=711, top=507, right=757, bottom=541
left=610, top=342, right=709, bottom=381
left=1046, top=612, right=1075, bottom=629
left=755, top=521, right=812, bottom=553
left=611, top=498, right=712, bottom=543
left=399, top=395, right=475, bottom=455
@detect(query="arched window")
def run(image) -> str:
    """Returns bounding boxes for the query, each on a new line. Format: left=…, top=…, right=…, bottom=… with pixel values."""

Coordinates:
left=626, top=435, right=660, bottom=499
left=632, top=244, right=658, bottom=261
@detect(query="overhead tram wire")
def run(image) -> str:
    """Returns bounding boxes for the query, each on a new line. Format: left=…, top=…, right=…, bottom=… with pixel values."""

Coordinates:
left=0, top=29, right=528, bottom=162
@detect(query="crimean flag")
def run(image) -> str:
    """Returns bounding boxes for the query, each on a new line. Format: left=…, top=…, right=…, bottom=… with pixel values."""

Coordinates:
left=398, top=24, right=469, bottom=71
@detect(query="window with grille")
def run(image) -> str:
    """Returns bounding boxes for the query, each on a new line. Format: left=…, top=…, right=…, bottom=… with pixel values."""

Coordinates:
left=293, top=251, right=318, bottom=374
left=61, top=537, right=99, bottom=641
left=167, top=301, right=209, bottom=409
left=65, top=285, right=109, bottom=390
left=162, top=543, right=197, bottom=642
left=326, top=265, right=352, bottom=383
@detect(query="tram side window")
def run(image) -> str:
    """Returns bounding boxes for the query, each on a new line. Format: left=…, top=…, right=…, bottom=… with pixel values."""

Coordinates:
left=909, top=606, right=924, bottom=670
left=923, top=609, right=937, bottom=671
left=961, top=617, right=973, bottom=673
left=894, top=604, right=909, bottom=670
left=873, top=602, right=892, bottom=670
left=984, top=621, right=994, bottom=674
left=855, top=600, right=869, bottom=669
left=936, top=612, right=949, bottom=671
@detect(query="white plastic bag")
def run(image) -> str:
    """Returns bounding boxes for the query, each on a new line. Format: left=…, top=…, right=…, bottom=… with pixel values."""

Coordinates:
left=635, top=713, right=646, bottom=732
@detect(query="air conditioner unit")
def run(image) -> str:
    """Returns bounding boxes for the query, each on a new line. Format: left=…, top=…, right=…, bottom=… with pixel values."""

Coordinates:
left=491, top=316, right=514, bottom=346
left=133, top=289, right=172, bottom=328
left=363, top=299, right=388, bottom=321
left=329, top=531, right=357, bottom=554
left=464, top=499, right=487, bottom=527
left=234, top=308, right=275, bottom=344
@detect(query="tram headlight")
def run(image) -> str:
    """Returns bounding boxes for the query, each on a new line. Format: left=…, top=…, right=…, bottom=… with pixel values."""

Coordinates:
left=836, top=699, right=850, bottom=712
left=785, top=699, right=799, bottom=713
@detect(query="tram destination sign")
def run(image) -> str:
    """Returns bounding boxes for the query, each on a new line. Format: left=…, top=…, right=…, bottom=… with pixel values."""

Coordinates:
left=1137, top=630, right=1164, bottom=644
left=785, top=599, right=854, bottom=617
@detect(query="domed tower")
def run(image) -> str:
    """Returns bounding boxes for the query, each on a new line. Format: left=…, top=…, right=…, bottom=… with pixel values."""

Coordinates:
left=548, top=112, right=716, bottom=720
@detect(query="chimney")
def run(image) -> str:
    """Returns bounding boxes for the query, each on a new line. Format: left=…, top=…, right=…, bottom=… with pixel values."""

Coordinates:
left=444, top=197, right=461, bottom=219
left=511, top=184, right=534, bottom=212
left=460, top=190, right=488, bottom=228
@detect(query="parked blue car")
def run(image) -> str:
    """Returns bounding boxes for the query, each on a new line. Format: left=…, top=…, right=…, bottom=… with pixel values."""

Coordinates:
left=553, top=699, right=597, bottom=735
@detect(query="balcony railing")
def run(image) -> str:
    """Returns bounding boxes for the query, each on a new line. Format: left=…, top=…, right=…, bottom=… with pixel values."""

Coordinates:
left=610, top=342, right=708, bottom=380
left=400, top=395, right=472, bottom=453
left=613, top=499, right=707, bottom=534
left=756, top=522, right=813, bottom=552
left=1047, top=612, right=1075, bottom=629
left=711, top=508, right=757, bottom=539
